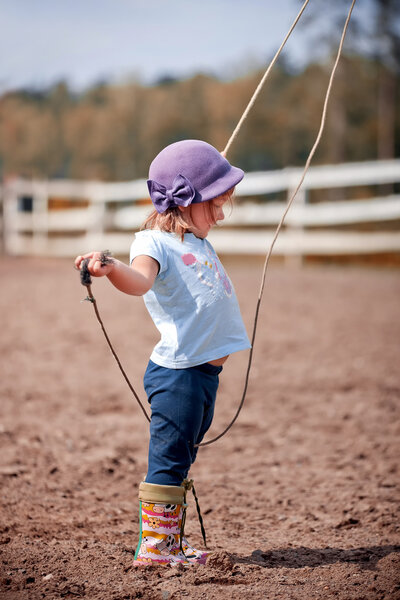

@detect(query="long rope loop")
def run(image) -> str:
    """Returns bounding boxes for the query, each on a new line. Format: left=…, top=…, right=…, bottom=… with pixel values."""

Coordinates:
left=79, top=0, right=357, bottom=446
left=80, top=257, right=151, bottom=423
left=196, top=0, right=357, bottom=447
left=78, top=2, right=312, bottom=436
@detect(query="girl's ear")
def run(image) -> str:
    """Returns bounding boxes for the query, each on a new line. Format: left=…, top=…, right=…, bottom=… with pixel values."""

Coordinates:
left=177, top=206, right=185, bottom=213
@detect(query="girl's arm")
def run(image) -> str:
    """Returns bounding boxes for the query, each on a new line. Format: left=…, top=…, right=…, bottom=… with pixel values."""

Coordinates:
left=75, top=252, right=159, bottom=296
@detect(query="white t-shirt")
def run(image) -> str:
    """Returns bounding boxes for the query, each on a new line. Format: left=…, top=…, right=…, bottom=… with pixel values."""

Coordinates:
left=130, top=230, right=251, bottom=369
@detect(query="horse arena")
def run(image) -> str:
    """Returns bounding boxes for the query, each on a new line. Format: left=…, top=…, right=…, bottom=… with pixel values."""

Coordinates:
left=0, top=255, right=399, bottom=599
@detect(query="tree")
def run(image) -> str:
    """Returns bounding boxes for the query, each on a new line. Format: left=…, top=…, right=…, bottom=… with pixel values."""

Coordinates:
left=298, top=0, right=400, bottom=161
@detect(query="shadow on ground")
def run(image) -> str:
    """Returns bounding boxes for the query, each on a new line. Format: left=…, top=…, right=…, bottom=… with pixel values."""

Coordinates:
left=234, top=545, right=400, bottom=571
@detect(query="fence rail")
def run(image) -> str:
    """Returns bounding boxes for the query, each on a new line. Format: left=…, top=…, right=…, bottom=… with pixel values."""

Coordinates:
left=1, top=159, right=400, bottom=258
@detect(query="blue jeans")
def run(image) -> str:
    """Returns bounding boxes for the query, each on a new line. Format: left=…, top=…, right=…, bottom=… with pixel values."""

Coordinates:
left=143, top=360, right=223, bottom=486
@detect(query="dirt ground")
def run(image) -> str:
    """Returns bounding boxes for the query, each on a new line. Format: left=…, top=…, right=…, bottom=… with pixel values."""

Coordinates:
left=0, top=255, right=399, bottom=600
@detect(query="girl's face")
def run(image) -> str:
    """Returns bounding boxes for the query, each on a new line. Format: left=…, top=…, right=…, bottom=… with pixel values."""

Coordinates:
left=182, top=193, right=230, bottom=239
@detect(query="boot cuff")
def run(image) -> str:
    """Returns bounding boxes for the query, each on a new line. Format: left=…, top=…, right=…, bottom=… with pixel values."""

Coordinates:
left=138, top=481, right=185, bottom=504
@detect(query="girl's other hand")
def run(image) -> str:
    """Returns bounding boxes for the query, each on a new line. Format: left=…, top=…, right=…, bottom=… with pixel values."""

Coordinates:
left=74, top=251, right=115, bottom=277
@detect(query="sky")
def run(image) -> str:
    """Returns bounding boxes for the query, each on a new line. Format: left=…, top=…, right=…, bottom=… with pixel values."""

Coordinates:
left=0, top=0, right=373, bottom=93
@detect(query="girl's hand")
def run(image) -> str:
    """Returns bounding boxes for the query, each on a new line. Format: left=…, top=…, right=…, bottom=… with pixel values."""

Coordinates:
left=74, top=251, right=115, bottom=277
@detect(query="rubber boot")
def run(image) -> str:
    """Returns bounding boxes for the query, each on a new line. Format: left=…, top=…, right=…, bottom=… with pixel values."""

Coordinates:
left=134, top=482, right=208, bottom=566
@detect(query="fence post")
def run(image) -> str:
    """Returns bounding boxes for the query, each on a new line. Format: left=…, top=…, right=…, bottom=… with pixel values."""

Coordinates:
left=32, top=181, right=49, bottom=255
left=0, top=184, right=4, bottom=255
left=3, top=180, right=22, bottom=255
left=84, top=183, right=106, bottom=251
left=285, top=185, right=307, bottom=266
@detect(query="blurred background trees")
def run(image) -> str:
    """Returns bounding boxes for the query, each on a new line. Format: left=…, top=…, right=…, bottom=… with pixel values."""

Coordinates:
left=0, top=4, right=398, bottom=182
left=297, top=0, right=400, bottom=163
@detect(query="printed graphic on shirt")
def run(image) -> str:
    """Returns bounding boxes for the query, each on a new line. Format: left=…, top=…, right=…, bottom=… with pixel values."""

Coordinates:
left=181, top=244, right=232, bottom=300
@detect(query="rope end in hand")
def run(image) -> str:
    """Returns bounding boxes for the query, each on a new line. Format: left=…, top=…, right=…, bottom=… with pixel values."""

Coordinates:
left=79, top=250, right=114, bottom=302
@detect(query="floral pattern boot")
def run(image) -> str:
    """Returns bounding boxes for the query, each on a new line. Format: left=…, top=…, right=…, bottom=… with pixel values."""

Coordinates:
left=134, top=482, right=208, bottom=566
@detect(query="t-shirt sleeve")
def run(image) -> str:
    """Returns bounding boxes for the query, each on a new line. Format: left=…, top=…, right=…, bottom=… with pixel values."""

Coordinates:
left=129, top=231, right=167, bottom=274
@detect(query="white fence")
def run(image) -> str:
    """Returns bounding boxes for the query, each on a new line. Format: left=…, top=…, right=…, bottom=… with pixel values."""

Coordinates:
left=1, top=159, right=400, bottom=258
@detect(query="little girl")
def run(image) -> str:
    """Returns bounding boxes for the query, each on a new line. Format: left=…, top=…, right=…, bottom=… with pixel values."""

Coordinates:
left=75, top=139, right=250, bottom=566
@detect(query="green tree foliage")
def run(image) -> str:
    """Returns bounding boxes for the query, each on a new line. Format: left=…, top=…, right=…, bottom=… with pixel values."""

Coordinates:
left=0, top=54, right=398, bottom=181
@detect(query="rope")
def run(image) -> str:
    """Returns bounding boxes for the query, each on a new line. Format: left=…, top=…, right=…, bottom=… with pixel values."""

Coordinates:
left=78, top=4, right=311, bottom=433
left=78, top=0, right=357, bottom=447
left=196, top=0, right=357, bottom=447
left=80, top=257, right=151, bottom=423
left=222, top=0, right=311, bottom=157
left=179, top=479, right=207, bottom=555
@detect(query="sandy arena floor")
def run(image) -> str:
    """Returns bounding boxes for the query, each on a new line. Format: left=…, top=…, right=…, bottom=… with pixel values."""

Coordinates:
left=0, top=256, right=399, bottom=599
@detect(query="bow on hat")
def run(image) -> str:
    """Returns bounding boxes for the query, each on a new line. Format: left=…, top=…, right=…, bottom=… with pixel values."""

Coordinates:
left=147, top=174, right=196, bottom=214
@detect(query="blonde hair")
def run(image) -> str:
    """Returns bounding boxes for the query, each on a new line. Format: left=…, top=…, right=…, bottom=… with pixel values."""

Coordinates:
left=142, top=189, right=234, bottom=241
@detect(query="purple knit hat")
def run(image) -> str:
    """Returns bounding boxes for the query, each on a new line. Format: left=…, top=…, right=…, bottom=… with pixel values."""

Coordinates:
left=147, top=139, right=244, bottom=214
